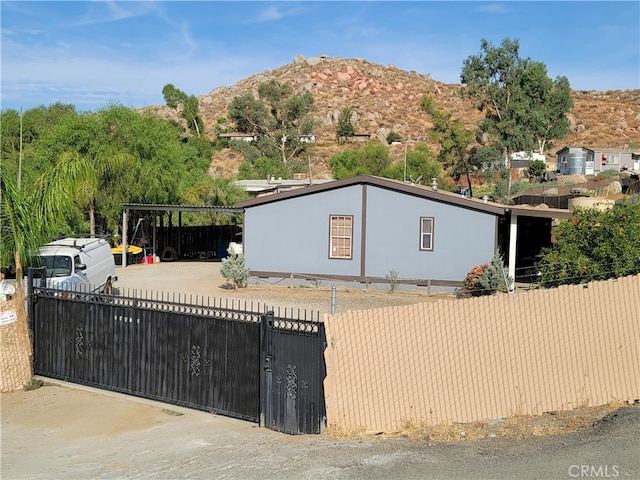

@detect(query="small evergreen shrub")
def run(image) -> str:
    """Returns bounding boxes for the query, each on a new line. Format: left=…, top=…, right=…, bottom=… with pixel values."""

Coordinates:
left=463, top=250, right=512, bottom=296
left=387, top=269, right=399, bottom=293
left=386, top=131, right=403, bottom=144
left=220, top=247, right=250, bottom=289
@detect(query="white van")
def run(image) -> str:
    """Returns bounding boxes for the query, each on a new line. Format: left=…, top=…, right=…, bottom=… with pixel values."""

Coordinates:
left=37, top=237, right=117, bottom=294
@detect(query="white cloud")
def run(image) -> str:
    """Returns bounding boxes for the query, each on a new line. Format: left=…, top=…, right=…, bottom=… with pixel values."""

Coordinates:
left=73, top=1, right=159, bottom=26
left=246, top=4, right=305, bottom=23
left=475, top=3, right=511, bottom=14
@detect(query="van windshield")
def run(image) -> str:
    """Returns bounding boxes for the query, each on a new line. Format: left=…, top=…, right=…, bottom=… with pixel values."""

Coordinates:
left=39, top=255, right=72, bottom=277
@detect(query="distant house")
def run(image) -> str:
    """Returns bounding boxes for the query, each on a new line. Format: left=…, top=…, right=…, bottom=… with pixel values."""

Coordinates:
left=218, top=133, right=257, bottom=142
left=556, top=146, right=638, bottom=175
left=510, top=151, right=546, bottom=169
left=556, top=146, right=594, bottom=175
left=593, top=147, right=637, bottom=173
left=236, top=175, right=572, bottom=289
left=352, top=133, right=371, bottom=142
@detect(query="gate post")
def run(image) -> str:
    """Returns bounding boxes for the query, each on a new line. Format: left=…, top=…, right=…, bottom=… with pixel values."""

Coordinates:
left=26, top=267, right=46, bottom=332
left=259, top=311, right=274, bottom=429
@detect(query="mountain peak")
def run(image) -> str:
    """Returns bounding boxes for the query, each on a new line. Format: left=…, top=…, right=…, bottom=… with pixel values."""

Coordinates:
left=145, top=56, right=640, bottom=179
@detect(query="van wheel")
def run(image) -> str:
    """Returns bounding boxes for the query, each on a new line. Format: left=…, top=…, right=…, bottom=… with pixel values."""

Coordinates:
left=104, top=278, right=113, bottom=295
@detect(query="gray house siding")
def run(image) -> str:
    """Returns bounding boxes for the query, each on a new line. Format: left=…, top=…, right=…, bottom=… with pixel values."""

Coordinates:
left=243, top=185, right=363, bottom=277
left=243, top=181, right=499, bottom=285
left=364, top=186, right=498, bottom=281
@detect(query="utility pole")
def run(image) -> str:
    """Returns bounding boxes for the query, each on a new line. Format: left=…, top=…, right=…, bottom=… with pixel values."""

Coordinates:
left=403, top=140, right=408, bottom=182
left=18, top=107, right=23, bottom=191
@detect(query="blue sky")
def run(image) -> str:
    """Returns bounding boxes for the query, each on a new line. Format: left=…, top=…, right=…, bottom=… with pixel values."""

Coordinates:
left=1, top=1, right=639, bottom=112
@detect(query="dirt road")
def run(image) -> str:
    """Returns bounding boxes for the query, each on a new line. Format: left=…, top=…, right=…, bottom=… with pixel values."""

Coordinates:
left=2, top=382, right=639, bottom=480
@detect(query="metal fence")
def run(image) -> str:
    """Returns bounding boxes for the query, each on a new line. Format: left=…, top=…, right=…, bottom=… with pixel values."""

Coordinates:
left=29, top=272, right=326, bottom=434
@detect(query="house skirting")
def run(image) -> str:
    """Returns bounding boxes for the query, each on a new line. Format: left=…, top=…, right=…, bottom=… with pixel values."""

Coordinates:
left=249, top=270, right=463, bottom=291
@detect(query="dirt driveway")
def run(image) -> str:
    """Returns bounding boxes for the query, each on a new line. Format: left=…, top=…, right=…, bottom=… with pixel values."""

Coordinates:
left=112, top=260, right=450, bottom=316
left=2, top=260, right=639, bottom=479
left=2, top=382, right=639, bottom=480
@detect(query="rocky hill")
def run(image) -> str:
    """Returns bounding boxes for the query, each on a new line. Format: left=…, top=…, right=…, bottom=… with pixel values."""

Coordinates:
left=144, top=55, right=640, bottom=178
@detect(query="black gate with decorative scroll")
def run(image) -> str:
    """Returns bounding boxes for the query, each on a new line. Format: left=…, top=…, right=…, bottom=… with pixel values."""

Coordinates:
left=260, top=312, right=326, bottom=434
left=29, top=273, right=326, bottom=432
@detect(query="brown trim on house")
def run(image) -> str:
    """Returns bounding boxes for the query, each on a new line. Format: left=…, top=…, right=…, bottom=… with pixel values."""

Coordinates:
left=236, top=175, right=573, bottom=221
left=237, top=176, right=507, bottom=215
left=360, top=184, right=367, bottom=278
left=249, top=270, right=464, bottom=288
left=508, top=205, right=573, bottom=219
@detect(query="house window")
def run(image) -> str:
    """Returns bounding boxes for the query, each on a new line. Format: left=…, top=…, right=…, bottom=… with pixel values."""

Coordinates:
left=601, top=153, right=620, bottom=165
left=420, top=217, right=434, bottom=251
left=329, top=215, right=353, bottom=259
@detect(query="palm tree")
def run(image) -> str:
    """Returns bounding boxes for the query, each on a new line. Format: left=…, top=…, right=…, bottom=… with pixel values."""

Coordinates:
left=1, top=154, right=90, bottom=381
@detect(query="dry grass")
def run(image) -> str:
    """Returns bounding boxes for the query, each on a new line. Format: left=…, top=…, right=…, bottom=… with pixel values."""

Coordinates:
left=324, top=401, right=631, bottom=444
left=155, top=58, right=640, bottom=182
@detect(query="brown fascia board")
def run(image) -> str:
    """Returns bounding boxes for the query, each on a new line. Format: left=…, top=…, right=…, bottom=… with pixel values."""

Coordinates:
left=236, top=176, right=367, bottom=208
left=508, top=204, right=573, bottom=220
left=236, top=175, right=508, bottom=215
left=555, top=146, right=594, bottom=155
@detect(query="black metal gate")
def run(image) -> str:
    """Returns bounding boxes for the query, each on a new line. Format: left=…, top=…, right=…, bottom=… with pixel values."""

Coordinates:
left=28, top=270, right=326, bottom=433
left=260, top=313, right=327, bottom=434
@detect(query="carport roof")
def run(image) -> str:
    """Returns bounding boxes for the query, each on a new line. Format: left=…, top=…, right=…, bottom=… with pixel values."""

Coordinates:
left=123, top=203, right=243, bottom=214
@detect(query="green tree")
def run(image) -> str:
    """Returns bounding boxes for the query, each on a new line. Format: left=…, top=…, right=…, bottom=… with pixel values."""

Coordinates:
left=539, top=201, right=640, bottom=287
left=162, top=84, right=204, bottom=136
left=228, top=79, right=317, bottom=165
left=422, top=95, right=478, bottom=196
left=161, top=83, right=185, bottom=108
left=238, top=157, right=289, bottom=180
left=329, top=143, right=391, bottom=179
left=329, top=149, right=366, bottom=180
left=3, top=102, right=214, bottom=242
left=383, top=144, right=442, bottom=186
left=1, top=104, right=78, bottom=190
left=460, top=38, right=573, bottom=162
left=33, top=106, right=135, bottom=236
left=526, top=159, right=546, bottom=178
left=180, top=177, right=247, bottom=226
left=522, top=62, right=573, bottom=154
left=336, top=107, right=355, bottom=142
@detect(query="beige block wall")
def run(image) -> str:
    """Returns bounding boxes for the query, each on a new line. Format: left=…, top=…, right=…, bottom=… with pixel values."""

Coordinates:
left=0, top=297, right=33, bottom=392
left=324, top=275, right=640, bottom=432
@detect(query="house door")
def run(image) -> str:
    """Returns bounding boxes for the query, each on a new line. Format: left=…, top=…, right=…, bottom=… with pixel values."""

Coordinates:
left=634, top=159, right=639, bottom=170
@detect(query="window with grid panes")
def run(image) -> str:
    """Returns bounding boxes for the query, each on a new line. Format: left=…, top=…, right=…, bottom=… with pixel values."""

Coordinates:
left=420, top=217, right=434, bottom=251
left=329, top=215, right=353, bottom=259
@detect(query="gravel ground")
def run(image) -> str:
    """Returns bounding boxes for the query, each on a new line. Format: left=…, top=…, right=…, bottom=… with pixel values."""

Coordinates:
left=113, top=260, right=452, bottom=316
left=2, top=382, right=638, bottom=480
